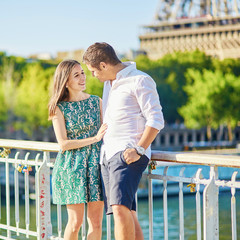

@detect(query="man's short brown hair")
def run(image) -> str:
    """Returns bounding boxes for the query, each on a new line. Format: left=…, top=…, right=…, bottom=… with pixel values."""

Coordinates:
left=83, top=42, right=121, bottom=70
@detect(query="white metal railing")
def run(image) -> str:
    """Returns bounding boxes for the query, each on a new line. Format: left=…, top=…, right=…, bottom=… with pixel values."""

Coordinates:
left=148, top=150, right=240, bottom=240
left=0, top=139, right=240, bottom=240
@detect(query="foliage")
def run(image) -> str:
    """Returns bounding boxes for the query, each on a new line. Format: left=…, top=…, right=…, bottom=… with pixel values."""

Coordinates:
left=135, top=50, right=213, bottom=123
left=178, top=69, right=218, bottom=130
left=0, top=50, right=240, bottom=140
left=0, top=53, right=27, bottom=84
left=213, top=58, right=240, bottom=77
left=14, top=63, right=55, bottom=136
left=0, top=82, right=7, bottom=125
left=82, top=64, right=103, bottom=98
left=0, top=54, right=24, bottom=131
left=209, top=72, right=240, bottom=140
left=179, top=69, right=240, bottom=140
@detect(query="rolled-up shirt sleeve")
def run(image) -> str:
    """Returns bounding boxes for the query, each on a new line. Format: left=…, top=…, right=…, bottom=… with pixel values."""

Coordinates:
left=135, top=76, right=164, bottom=132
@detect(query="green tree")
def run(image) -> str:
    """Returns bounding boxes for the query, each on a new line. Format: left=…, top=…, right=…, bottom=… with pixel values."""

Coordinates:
left=82, top=64, right=103, bottom=97
left=178, top=69, right=216, bottom=139
left=179, top=69, right=240, bottom=140
left=135, top=50, right=213, bottom=124
left=0, top=82, right=7, bottom=126
left=0, top=53, right=26, bottom=85
left=210, top=72, right=240, bottom=141
left=0, top=56, right=21, bottom=136
left=213, top=58, right=240, bottom=77
left=14, top=63, right=55, bottom=138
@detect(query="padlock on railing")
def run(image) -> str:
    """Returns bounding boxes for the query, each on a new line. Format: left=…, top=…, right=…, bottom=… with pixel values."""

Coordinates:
left=187, top=183, right=196, bottom=192
left=149, top=160, right=157, bottom=170
left=0, top=148, right=11, bottom=158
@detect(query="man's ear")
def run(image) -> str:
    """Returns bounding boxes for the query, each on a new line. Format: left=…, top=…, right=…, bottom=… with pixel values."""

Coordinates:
left=99, top=62, right=107, bottom=70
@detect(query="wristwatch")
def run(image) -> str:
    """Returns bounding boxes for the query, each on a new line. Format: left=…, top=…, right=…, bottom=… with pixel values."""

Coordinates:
left=135, top=146, right=145, bottom=156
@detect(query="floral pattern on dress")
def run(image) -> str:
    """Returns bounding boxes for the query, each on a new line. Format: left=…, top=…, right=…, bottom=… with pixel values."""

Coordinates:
left=52, top=95, right=103, bottom=205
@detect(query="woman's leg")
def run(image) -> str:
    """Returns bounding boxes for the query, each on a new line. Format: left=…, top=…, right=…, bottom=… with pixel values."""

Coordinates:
left=64, top=203, right=84, bottom=240
left=87, top=201, right=104, bottom=240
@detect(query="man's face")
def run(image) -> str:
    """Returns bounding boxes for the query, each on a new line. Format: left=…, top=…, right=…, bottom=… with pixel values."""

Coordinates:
left=86, top=63, right=108, bottom=82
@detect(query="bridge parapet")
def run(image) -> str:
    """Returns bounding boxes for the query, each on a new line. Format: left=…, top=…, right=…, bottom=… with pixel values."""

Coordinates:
left=0, top=139, right=240, bottom=239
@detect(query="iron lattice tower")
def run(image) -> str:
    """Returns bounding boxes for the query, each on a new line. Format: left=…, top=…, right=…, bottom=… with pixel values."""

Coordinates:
left=139, top=0, right=240, bottom=59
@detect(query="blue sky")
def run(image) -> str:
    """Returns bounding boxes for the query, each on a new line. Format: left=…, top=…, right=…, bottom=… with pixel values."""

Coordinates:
left=0, top=0, right=159, bottom=57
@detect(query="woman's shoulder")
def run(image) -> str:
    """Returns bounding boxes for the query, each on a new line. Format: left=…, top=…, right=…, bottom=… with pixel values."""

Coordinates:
left=57, top=101, right=67, bottom=108
left=89, top=95, right=101, bottom=101
left=57, top=102, right=64, bottom=108
left=89, top=95, right=101, bottom=110
left=56, top=101, right=71, bottom=113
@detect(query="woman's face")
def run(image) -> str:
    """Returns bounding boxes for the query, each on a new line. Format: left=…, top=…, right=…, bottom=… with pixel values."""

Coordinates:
left=67, top=64, right=86, bottom=92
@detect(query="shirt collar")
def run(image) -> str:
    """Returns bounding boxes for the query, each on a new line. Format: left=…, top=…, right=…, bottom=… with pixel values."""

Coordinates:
left=116, top=61, right=136, bottom=79
left=105, top=61, right=136, bottom=88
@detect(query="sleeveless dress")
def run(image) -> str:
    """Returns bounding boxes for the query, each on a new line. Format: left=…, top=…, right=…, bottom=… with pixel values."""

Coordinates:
left=52, top=95, right=103, bottom=205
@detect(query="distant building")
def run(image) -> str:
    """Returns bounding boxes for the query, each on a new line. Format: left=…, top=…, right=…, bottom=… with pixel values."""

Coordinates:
left=28, top=53, right=53, bottom=60
left=126, top=49, right=147, bottom=60
left=56, top=49, right=85, bottom=63
left=139, top=0, right=240, bottom=60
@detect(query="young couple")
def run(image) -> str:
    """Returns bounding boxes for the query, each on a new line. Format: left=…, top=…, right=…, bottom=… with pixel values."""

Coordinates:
left=48, top=42, right=164, bottom=240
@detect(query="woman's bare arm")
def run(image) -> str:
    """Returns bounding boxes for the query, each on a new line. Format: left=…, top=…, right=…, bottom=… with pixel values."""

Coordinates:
left=52, top=106, right=107, bottom=152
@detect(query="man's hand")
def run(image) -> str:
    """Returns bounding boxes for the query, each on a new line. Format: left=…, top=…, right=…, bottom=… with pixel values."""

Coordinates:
left=123, top=148, right=141, bottom=165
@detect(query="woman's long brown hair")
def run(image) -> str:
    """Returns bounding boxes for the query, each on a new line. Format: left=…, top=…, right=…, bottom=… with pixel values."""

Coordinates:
left=48, top=59, right=80, bottom=120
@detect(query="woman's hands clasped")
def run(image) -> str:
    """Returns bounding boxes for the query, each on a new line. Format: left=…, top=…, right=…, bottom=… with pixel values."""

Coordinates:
left=95, top=123, right=108, bottom=142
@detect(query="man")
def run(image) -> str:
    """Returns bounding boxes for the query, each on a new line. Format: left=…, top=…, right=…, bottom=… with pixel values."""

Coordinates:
left=83, top=42, right=164, bottom=240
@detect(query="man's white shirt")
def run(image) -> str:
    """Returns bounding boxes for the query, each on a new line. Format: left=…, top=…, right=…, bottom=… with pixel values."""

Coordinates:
left=100, top=62, right=164, bottom=163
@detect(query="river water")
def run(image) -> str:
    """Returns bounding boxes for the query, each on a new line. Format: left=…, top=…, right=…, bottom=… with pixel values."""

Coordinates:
left=1, top=191, right=239, bottom=239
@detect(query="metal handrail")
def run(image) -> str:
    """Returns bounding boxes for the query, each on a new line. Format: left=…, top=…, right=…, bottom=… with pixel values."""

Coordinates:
left=1, top=138, right=240, bottom=167
left=1, top=139, right=240, bottom=240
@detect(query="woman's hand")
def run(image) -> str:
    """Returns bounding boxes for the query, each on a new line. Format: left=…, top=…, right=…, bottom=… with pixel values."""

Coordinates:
left=95, top=123, right=108, bottom=142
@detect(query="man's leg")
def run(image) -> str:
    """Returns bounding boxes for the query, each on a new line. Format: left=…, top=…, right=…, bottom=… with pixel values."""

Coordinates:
left=108, top=152, right=149, bottom=239
left=100, top=156, right=112, bottom=214
left=112, top=205, right=144, bottom=240
left=131, top=210, right=144, bottom=240
left=112, top=204, right=135, bottom=240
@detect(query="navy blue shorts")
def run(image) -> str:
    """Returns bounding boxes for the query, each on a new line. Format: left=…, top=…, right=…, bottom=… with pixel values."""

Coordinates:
left=100, top=151, right=149, bottom=215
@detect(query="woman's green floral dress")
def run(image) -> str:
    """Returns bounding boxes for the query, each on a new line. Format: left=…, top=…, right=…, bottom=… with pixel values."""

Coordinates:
left=52, top=95, right=103, bottom=205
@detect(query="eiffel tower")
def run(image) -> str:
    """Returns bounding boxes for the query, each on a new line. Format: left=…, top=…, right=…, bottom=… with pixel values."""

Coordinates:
left=139, top=0, right=240, bottom=59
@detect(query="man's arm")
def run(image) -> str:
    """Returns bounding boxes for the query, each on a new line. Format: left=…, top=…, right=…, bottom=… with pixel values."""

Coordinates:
left=123, top=126, right=159, bottom=164
left=137, top=126, right=159, bottom=150
left=124, top=75, right=164, bottom=164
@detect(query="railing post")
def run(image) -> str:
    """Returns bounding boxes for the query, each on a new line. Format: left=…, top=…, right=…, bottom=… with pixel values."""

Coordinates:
left=163, top=167, right=169, bottom=240
left=196, top=169, right=202, bottom=240
left=231, top=171, right=238, bottom=240
left=24, top=152, right=30, bottom=238
left=5, top=154, right=11, bottom=238
left=14, top=152, right=20, bottom=236
left=37, top=151, right=52, bottom=240
left=81, top=204, right=86, bottom=240
left=148, top=166, right=153, bottom=240
left=57, top=204, right=62, bottom=238
left=179, top=167, right=185, bottom=240
left=203, top=166, right=219, bottom=240
left=107, top=215, right=112, bottom=240
left=0, top=171, right=1, bottom=221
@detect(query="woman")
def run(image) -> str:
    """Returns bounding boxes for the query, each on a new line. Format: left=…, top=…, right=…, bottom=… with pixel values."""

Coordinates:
left=48, top=59, right=107, bottom=240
